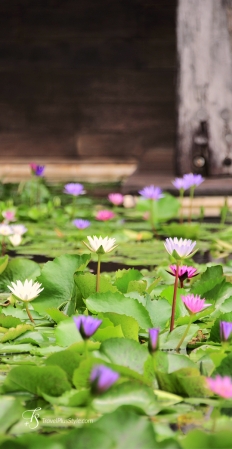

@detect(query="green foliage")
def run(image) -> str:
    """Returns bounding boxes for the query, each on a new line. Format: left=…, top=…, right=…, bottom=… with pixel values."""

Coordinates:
left=2, top=365, right=71, bottom=397
left=0, top=259, right=40, bottom=292
left=86, top=292, right=152, bottom=329
left=32, top=254, right=91, bottom=314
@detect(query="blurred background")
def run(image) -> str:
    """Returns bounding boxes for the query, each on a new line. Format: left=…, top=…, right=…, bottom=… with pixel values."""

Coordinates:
left=0, top=0, right=232, bottom=191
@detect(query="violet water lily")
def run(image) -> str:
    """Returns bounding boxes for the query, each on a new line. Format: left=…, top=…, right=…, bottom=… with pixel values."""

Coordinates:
left=108, top=193, right=124, bottom=206
left=73, top=315, right=102, bottom=340
left=83, top=236, right=117, bottom=292
left=183, top=173, right=205, bottom=189
left=64, top=183, right=85, bottom=196
left=183, top=173, right=204, bottom=223
left=139, top=185, right=163, bottom=200
left=148, top=328, right=159, bottom=354
left=90, top=365, right=119, bottom=395
left=73, top=219, right=90, bottom=230
left=220, top=321, right=232, bottom=342
left=206, top=375, right=232, bottom=399
left=30, top=163, right=45, bottom=177
left=139, top=185, right=163, bottom=234
left=11, top=224, right=27, bottom=235
left=172, top=177, right=190, bottom=223
left=175, top=294, right=211, bottom=351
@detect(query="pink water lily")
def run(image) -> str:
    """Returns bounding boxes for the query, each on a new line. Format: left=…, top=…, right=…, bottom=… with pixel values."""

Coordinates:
left=108, top=193, right=124, bottom=206
left=96, top=210, right=115, bottom=221
left=168, top=265, right=198, bottom=280
left=181, top=294, right=212, bottom=314
left=206, top=375, right=232, bottom=399
left=2, top=210, right=16, bottom=223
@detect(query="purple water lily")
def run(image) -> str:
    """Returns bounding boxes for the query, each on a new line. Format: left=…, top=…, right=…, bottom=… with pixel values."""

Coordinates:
left=183, top=173, right=205, bottom=189
left=64, top=183, right=84, bottom=196
left=90, top=365, right=119, bottom=394
left=73, top=219, right=90, bottom=229
left=73, top=315, right=102, bottom=339
left=172, top=177, right=189, bottom=191
left=148, top=328, right=159, bottom=354
left=220, top=321, right=232, bottom=342
left=30, top=163, right=45, bottom=177
left=139, top=185, right=163, bottom=200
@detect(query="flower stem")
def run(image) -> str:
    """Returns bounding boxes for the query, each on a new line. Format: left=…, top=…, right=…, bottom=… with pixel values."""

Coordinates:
left=84, top=339, right=89, bottom=358
left=149, top=199, right=158, bottom=237
left=188, top=186, right=195, bottom=223
left=96, top=254, right=101, bottom=292
left=179, top=188, right=184, bottom=224
left=170, top=262, right=180, bottom=332
left=25, top=303, right=35, bottom=324
left=175, top=314, right=193, bottom=351
left=1, top=237, right=6, bottom=256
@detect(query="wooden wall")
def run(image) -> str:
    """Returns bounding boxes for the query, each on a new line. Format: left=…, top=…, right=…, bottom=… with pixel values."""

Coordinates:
left=0, top=0, right=176, bottom=161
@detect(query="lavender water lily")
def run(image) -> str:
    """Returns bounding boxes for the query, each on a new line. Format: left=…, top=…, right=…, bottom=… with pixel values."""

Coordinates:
left=139, top=185, right=163, bottom=234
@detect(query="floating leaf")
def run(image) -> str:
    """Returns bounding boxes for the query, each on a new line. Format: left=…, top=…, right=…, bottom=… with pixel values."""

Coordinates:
left=86, top=292, right=152, bottom=329
left=0, top=324, right=33, bottom=343
left=114, top=269, right=143, bottom=293
left=33, top=254, right=91, bottom=314
left=2, top=365, right=71, bottom=397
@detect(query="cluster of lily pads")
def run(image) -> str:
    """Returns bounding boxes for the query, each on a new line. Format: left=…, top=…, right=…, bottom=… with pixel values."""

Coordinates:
left=1, top=166, right=232, bottom=448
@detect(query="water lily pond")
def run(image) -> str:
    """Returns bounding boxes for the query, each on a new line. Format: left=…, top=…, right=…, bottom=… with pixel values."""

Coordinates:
left=1, top=174, right=232, bottom=449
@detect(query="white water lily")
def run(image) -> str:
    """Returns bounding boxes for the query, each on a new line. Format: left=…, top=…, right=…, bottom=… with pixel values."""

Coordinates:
left=164, top=237, right=197, bottom=259
left=0, top=224, right=13, bottom=236
left=83, top=236, right=117, bottom=254
left=7, top=279, right=44, bottom=302
left=8, top=234, right=22, bottom=246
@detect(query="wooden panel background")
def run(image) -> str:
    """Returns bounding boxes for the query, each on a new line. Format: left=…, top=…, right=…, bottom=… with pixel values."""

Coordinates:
left=0, top=0, right=177, bottom=162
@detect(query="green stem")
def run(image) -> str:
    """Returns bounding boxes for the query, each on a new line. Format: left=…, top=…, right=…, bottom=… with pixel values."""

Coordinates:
left=96, top=254, right=101, bottom=292
left=170, top=262, right=180, bottom=332
left=188, top=186, right=195, bottom=223
left=179, top=188, right=184, bottom=224
left=149, top=199, right=158, bottom=237
left=84, top=339, right=89, bottom=358
left=25, top=303, right=35, bottom=324
left=1, top=236, right=5, bottom=256
left=175, top=314, right=193, bottom=351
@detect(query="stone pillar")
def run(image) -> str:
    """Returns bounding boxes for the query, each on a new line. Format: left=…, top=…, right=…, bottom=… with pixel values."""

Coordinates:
left=177, top=0, right=232, bottom=176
